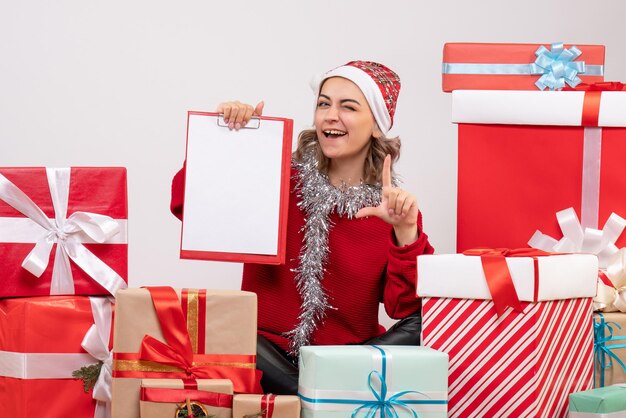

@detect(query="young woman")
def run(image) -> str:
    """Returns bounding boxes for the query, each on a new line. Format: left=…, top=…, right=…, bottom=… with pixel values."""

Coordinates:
left=170, top=61, right=434, bottom=394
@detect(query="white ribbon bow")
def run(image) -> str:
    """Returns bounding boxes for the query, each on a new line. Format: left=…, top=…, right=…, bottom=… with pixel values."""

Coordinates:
left=595, top=279, right=626, bottom=312
left=0, top=168, right=127, bottom=295
left=529, top=207, right=626, bottom=312
left=81, top=297, right=114, bottom=418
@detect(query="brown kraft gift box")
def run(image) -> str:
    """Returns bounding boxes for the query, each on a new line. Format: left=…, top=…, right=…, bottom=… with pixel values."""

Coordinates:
left=112, top=287, right=262, bottom=418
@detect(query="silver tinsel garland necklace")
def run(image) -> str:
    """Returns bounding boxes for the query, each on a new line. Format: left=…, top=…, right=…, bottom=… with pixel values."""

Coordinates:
left=285, top=150, right=386, bottom=356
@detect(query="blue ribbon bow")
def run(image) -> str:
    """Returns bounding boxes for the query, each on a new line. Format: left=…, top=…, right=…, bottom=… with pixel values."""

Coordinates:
left=594, top=313, right=626, bottom=387
left=350, top=368, right=420, bottom=418
left=349, top=345, right=431, bottom=418
left=530, top=42, right=586, bottom=90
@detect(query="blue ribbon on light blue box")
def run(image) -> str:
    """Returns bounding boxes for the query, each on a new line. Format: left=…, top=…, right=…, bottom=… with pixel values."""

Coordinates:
left=298, top=345, right=447, bottom=417
left=594, top=313, right=626, bottom=387
left=442, top=42, right=604, bottom=91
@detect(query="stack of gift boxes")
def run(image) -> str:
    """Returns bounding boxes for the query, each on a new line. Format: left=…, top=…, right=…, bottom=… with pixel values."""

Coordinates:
left=5, top=42, right=626, bottom=418
left=0, top=172, right=449, bottom=415
left=0, top=172, right=451, bottom=418
left=0, top=167, right=128, bottom=416
left=0, top=169, right=304, bottom=417
left=416, top=41, right=626, bottom=417
left=0, top=172, right=451, bottom=417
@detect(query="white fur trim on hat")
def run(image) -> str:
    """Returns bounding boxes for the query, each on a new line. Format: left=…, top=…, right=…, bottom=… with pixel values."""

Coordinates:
left=311, top=65, right=392, bottom=135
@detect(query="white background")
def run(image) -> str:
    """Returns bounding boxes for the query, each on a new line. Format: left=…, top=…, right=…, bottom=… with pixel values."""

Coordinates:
left=2, top=0, right=625, bottom=326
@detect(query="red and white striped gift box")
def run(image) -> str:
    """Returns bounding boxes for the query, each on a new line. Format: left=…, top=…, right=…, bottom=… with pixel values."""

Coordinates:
left=417, top=252, right=598, bottom=418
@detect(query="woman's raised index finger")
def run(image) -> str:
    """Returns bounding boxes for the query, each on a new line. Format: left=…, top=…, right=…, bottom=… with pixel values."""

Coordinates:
left=382, top=154, right=392, bottom=188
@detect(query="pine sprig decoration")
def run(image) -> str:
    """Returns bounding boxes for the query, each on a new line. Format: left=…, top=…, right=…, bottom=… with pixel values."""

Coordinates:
left=244, top=411, right=265, bottom=418
left=72, top=361, right=103, bottom=393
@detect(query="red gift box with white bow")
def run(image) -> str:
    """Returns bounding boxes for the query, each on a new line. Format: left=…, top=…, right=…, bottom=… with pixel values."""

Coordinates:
left=0, top=167, right=128, bottom=297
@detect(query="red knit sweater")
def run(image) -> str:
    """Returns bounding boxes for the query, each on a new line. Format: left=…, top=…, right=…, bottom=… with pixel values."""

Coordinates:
left=171, top=164, right=434, bottom=352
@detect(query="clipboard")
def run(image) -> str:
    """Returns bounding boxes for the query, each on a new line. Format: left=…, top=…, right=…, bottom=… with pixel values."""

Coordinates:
left=180, top=111, right=293, bottom=264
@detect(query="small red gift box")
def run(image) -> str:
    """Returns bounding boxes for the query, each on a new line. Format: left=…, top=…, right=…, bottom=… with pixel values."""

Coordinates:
left=0, top=295, right=113, bottom=418
left=0, top=167, right=128, bottom=296
left=442, top=42, right=605, bottom=91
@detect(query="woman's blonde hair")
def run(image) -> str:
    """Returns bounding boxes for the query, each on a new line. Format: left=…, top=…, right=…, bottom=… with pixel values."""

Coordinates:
left=293, top=128, right=401, bottom=185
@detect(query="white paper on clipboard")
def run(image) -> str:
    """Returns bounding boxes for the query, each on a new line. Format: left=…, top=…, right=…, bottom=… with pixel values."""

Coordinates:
left=181, top=112, right=290, bottom=261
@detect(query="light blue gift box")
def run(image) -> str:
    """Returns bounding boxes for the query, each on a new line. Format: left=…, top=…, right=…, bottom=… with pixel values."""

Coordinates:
left=569, top=384, right=626, bottom=418
left=298, top=345, right=448, bottom=418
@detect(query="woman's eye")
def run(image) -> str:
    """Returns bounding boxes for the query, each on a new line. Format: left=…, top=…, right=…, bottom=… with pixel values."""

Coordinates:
left=317, top=102, right=329, bottom=108
left=344, top=106, right=356, bottom=111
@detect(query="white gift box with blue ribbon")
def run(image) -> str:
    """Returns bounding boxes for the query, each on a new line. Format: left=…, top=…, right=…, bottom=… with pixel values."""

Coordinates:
left=298, top=345, right=448, bottom=418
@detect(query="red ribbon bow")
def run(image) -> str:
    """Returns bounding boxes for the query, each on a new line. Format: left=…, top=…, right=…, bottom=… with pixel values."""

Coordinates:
left=462, top=248, right=553, bottom=317
left=139, top=287, right=198, bottom=375
left=137, top=286, right=263, bottom=393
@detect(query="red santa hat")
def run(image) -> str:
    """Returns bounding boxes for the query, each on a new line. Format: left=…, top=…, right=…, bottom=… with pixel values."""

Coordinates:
left=312, top=60, right=401, bottom=135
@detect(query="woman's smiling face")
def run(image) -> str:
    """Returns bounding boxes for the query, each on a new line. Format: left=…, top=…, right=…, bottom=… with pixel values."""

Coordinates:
left=314, top=76, right=378, bottom=166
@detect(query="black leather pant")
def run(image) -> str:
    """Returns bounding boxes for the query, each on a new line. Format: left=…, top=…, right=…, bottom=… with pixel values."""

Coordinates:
left=256, top=312, right=422, bottom=395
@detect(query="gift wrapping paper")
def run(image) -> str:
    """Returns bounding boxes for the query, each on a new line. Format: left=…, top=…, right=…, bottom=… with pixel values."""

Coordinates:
left=233, top=394, right=300, bottom=418
left=0, top=295, right=113, bottom=418
left=0, top=167, right=128, bottom=297
left=422, top=298, right=593, bottom=418
left=569, top=384, right=626, bottom=418
left=140, top=378, right=233, bottom=418
left=112, top=287, right=262, bottom=418
left=452, top=88, right=626, bottom=253
left=594, top=313, right=626, bottom=387
left=417, top=252, right=598, bottom=302
left=298, top=345, right=448, bottom=418
left=442, top=42, right=604, bottom=91
left=418, top=252, right=598, bottom=417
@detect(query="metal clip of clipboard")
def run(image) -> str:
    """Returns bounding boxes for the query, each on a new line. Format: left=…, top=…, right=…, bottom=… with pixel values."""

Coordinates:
left=216, top=115, right=261, bottom=129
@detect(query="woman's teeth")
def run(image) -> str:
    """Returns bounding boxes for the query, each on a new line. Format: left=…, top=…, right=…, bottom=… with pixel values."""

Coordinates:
left=324, top=130, right=347, bottom=138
